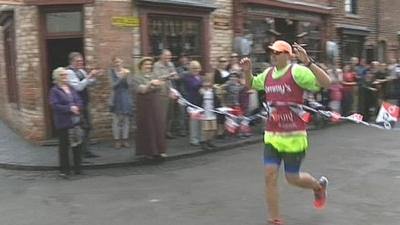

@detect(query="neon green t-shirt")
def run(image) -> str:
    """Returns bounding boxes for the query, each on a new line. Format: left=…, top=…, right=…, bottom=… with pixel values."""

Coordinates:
left=252, top=64, right=320, bottom=152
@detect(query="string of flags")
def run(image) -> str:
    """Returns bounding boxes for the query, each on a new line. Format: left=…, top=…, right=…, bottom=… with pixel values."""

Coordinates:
left=170, top=88, right=400, bottom=133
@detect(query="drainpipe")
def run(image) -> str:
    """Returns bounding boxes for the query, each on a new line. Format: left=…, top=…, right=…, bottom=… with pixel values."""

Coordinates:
left=375, top=0, right=380, bottom=61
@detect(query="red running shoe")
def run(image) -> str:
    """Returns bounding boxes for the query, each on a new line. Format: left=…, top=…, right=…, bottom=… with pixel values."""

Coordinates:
left=268, top=218, right=284, bottom=225
left=313, top=176, right=328, bottom=209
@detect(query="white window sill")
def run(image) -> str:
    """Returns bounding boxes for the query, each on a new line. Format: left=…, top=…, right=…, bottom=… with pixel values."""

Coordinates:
left=345, top=13, right=361, bottom=19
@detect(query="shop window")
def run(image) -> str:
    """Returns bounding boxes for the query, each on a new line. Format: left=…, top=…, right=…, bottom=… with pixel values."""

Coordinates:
left=1, top=12, right=19, bottom=106
left=246, top=19, right=274, bottom=72
left=299, top=21, right=322, bottom=61
left=246, top=18, right=324, bottom=69
left=148, top=16, right=201, bottom=60
left=345, top=0, right=357, bottom=14
left=342, top=35, right=363, bottom=64
left=275, top=18, right=297, bottom=44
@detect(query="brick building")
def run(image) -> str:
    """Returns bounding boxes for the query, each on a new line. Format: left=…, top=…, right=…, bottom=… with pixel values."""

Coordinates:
left=1, top=0, right=400, bottom=142
left=231, top=0, right=333, bottom=71
left=375, top=0, right=400, bottom=62
left=329, top=0, right=376, bottom=64
left=0, top=0, right=233, bottom=143
left=232, top=0, right=400, bottom=66
left=329, top=0, right=400, bottom=64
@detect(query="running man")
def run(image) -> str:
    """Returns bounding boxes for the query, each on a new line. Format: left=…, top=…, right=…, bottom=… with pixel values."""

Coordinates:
left=240, top=40, right=331, bottom=225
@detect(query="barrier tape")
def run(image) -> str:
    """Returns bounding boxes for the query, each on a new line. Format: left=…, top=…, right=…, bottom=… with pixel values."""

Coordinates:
left=170, top=88, right=400, bottom=132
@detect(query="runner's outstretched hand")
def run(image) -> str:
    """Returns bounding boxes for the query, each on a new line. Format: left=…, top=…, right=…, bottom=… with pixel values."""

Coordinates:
left=293, top=42, right=311, bottom=64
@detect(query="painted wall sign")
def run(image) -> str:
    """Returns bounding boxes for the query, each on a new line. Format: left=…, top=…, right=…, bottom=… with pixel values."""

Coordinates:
left=112, top=17, right=140, bottom=27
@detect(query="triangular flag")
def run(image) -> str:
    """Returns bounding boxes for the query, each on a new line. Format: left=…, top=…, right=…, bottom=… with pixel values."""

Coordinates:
left=177, top=98, right=186, bottom=106
left=239, top=118, right=252, bottom=134
left=347, top=113, right=363, bottom=123
left=289, top=106, right=312, bottom=123
left=376, top=102, right=399, bottom=123
left=330, top=112, right=342, bottom=123
left=169, top=88, right=181, bottom=98
left=225, top=117, right=239, bottom=134
left=187, top=107, right=204, bottom=120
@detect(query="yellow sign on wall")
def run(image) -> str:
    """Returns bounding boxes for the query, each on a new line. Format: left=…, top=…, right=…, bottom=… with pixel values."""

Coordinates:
left=111, top=17, right=140, bottom=27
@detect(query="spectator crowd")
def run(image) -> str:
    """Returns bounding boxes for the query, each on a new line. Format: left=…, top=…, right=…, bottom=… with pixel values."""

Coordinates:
left=310, top=57, right=400, bottom=122
left=48, top=49, right=400, bottom=178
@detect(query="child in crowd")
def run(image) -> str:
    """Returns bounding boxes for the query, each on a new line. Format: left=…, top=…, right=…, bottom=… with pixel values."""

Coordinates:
left=328, top=68, right=343, bottom=113
left=199, top=80, right=220, bottom=150
left=224, top=71, right=245, bottom=116
left=183, top=60, right=203, bottom=146
left=224, top=71, right=253, bottom=136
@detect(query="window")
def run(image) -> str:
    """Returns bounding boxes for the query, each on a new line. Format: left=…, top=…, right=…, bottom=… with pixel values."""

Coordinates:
left=300, top=21, right=323, bottom=61
left=148, top=16, right=201, bottom=60
left=46, top=11, right=82, bottom=33
left=1, top=12, right=19, bottom=105
left=345, top=0, right=357, bottom=14
left=378, top=41, right=386, bottom=63
left=246, top=19, right=273, bottom=73
left=342, top=35, right=363, bottom=64
left=246, top=18, right=324, bottom=71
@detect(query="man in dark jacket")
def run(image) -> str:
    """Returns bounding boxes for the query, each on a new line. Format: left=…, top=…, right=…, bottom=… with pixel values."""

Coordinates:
left=66, top=52, right=101, bottom=158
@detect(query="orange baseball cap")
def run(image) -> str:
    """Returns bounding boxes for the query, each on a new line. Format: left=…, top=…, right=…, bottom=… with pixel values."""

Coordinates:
left=268, top=40, right=293, bottom=55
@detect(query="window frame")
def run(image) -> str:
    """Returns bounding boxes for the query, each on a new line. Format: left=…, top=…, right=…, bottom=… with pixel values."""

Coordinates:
left=42, top=6, right=83, bottom=39
left=147, top=15, right=202, bottom=62
left=341, top=35, right=364, bottom=64
left=139, top=5, right=212, bottom=72
left=1, top=11, right=19, bottom=106
left=345, top=0, right=357, bottom=15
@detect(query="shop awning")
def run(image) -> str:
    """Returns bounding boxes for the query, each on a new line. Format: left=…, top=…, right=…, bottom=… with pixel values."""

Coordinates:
left=0, top=0, right=23, bottom=4
left=138, top=0, right=217, bottom=11
left=336, top=24, right=371, bottom=36
left=0, top=0, right=94, bottom=5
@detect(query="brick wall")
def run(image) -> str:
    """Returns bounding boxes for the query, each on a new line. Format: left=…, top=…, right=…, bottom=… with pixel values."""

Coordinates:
left=284, top=0, right=331, bottom=6
left=15, top=6, right=44, bottom=141
left=0, top=7, right=9, bottom=119
left=131, top=3, right=141, bottom=73
left=84, top=0, right=135, bottom=139
left=0, top=6, right=45, bottom=142
left=378, top=0, right=400, bottom=60
left=328, top=0, right=377, bottom=49
left=209, top=0, right=233, bottom=68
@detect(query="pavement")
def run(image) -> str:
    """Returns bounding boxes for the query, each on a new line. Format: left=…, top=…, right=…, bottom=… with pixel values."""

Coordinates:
left=0, top=120, right=264, bottom=171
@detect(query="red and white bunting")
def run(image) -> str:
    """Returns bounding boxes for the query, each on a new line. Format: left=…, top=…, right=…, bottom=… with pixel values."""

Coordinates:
left=347, top=113, right=363, bottom=123
left=225, top=117, right=239, bottom=134
left=239, top=119, right=251, bottom=134
left=376, top=102, right=399, bottom=123
left=187, top=107, right=204, bottom=120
